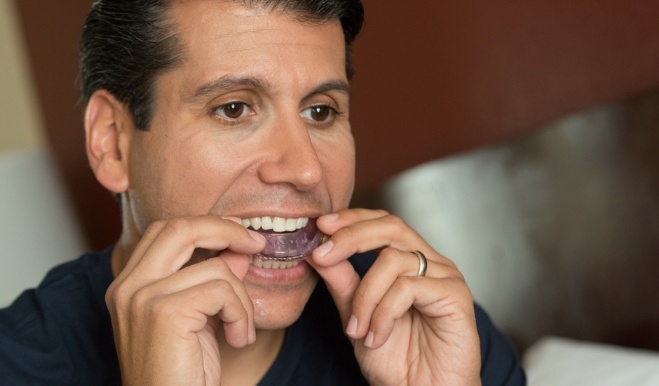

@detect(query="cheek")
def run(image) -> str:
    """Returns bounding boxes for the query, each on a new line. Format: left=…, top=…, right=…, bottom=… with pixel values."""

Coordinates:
left=321, top=140, right=355, bottom=210
left=128, top=136, right=243, bottom=222
left=168, top=148, right=247, bottom=211
left=126, top=140, right=167, bottom=229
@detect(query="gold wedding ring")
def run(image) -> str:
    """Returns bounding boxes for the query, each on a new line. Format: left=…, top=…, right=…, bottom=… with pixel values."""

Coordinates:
left=413, top=250, right=427, bottom=277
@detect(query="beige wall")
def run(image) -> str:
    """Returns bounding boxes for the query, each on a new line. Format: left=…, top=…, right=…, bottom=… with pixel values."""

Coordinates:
left=0, top=0, right=44, bottom=152
left=0, top=1, right=86, bottom=306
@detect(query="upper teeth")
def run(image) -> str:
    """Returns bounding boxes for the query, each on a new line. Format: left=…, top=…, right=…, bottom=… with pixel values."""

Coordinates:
left=241, top=216, right=309, bottom=232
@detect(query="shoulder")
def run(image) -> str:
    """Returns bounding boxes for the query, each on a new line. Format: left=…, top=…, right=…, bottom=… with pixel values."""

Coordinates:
left=1, top=248, right=112, bottom=325
left=475, top=304, right=527, bottom=385
left=0, top=248, right=119, bottom=384
left=5, top=248, right=114, bottom=328
left=37, top=248, right=112, bottom=298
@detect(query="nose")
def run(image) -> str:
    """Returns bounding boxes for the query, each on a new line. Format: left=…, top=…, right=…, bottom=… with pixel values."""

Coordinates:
left=256, top=117, right=323, bottom=191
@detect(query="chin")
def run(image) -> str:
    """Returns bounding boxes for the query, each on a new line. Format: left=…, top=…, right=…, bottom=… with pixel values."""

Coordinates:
left=249, top=275, right=318, bottom=330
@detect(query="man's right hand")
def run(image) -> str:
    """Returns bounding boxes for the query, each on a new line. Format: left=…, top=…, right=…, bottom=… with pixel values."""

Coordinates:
left=105, top=216, right=265, bottom=386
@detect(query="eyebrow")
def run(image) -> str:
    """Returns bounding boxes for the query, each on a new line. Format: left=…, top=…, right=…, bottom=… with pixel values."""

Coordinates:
left=301, top=80, right=352, bottom=103
left=185, top=75, right=351, bottom=103
left=185, top=75, right=272, bottom=102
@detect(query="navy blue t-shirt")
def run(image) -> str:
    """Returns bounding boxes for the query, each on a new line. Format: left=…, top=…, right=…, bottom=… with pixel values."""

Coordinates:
left=0, top=248, right=526, bottom=385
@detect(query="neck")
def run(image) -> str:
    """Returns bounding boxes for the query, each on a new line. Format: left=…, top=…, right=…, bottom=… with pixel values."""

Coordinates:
left=110, top=197, right=141, bottom=277
left=218, top=328, right=285, bottom=385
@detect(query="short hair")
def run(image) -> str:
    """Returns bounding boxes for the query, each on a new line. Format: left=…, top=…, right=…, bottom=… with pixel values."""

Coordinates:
left=79, top=0, right=365, bottom=131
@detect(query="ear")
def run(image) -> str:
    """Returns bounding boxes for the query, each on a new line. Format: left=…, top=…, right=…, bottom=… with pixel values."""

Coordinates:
left=84, top=90, right=131, bottom=194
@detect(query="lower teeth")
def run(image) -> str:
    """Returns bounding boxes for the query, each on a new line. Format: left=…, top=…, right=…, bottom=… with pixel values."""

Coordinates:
left=250, top=256, right=301, bottom=269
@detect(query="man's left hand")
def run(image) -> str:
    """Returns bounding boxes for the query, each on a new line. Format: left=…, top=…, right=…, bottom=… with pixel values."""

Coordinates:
left=310, top=209, right=482, bottom=386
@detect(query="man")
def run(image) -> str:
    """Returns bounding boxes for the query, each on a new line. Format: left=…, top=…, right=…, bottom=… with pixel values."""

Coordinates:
left=1, top=0, right=525, bottom=384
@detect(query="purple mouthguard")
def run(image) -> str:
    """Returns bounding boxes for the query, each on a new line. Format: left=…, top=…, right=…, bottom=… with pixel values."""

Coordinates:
left=251, top=219, right=325, bottom=262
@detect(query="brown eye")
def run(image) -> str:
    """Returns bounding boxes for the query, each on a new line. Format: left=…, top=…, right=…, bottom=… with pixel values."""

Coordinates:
left=309, top=106, right=330, bottom=121
left=221, top=102, right=245, bottom=119
left=301, top=105, right=337, bottom=123
left=213, top=101, right=253, bottom=122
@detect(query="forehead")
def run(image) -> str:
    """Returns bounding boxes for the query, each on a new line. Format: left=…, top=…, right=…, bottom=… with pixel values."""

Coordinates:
left=166, top=0, right=346, bottom=90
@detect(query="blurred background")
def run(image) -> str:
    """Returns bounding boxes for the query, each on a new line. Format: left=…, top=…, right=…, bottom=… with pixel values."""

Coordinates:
left=2, top=0, right=659, bottom=358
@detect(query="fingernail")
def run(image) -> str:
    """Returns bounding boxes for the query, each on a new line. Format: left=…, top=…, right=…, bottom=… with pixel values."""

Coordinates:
left=313, top=240, right=333, bottom=258
left=248, top=229, right=265, bottom=243
left=365, top=331, right=375, bottom=348
left=222, top=216, right=242, bottom=224
left=346, top=315, right=358, bottom=336
left=249, top=326, right=256, bottom=344
left=320, top=213, right=339, bottom=223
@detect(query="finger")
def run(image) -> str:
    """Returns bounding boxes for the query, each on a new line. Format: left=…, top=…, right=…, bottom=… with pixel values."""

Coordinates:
left=131, top=216, right=265, bottom=279
left=149, top=278, right=253, bottom=348
left=143, top=256, right=247, bottom=297
left=202, top=253, right=255, bottom=343
left=366, top=275, right=474, bottom=349
left=142, top=255, right=255, bottom=342
left=118, top=216, right=257, bottom=279
left=314, top=213, right=430, bottom=266
left=307, top=257, right=361, bottom=326
left=316, top=208, right=390, bottom=234
left=117, top=219, right=168, bottom=278
left=347, top=249, right=447, bottom=339
left=217, top=250, right=251, bottom=281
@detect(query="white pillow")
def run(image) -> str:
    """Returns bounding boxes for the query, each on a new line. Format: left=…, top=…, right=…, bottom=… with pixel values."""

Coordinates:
left=523, top=336, right=659, bottom=386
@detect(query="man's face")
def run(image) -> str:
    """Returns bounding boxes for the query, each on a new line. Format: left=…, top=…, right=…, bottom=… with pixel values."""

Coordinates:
left=124, top=1, right=355, bottom=329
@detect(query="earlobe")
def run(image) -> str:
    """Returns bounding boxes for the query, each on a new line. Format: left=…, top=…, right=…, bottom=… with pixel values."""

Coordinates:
left=84, top=90, right=131, bottom=194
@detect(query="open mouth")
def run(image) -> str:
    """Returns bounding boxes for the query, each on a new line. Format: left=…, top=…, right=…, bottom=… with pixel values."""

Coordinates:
left=241, top=216, right=325, bottom=268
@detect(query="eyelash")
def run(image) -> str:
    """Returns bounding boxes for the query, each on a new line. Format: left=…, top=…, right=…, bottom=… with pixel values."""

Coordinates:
left=301, top=104, right=343, bottom=124
left=211, top=101, right=253, bottom=124
left=210, top=102, right=344, bottom=126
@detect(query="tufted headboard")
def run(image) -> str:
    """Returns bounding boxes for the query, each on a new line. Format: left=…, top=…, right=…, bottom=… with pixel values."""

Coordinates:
left=375, top=89, right=659, bottom=353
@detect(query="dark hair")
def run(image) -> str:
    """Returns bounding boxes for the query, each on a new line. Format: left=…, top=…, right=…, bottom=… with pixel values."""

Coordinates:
left=79, top=0, right=365, bottom=131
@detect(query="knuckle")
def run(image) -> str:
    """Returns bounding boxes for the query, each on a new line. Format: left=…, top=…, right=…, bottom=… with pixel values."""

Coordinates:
left=200, top=279, right=236, bottom=303
left=143, top=219, right=167, bottom=238
left=106, top=282, right=131, bottom=311
left=443, top=276, right=472, bottom=298
left=373, top=209, right=390, bottom=217
left=453, top=270, right=466, bottom=282
left=382, top=214, right=406, bottom=230
left=376, top=247, right=400, bottom=264
left=334, top=224, right=356, bottom=241
left=392, top=276, right=415, bottom=293
left=371, top=303, right=390, bottom=322
left=442, top=265, right=465, bottom=282
left=351, top=286, right=370, bottom=309
left=161, top=218, right=193, bottom=238
left=132, top=286, right=156, bottom=313
left=211, top=279, right=234, bottom=294
left=104, top=285, right=118, bottom=309
left=147, top=295, right=175, bottom=321
left=204, top=257, right=230, bottom=273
